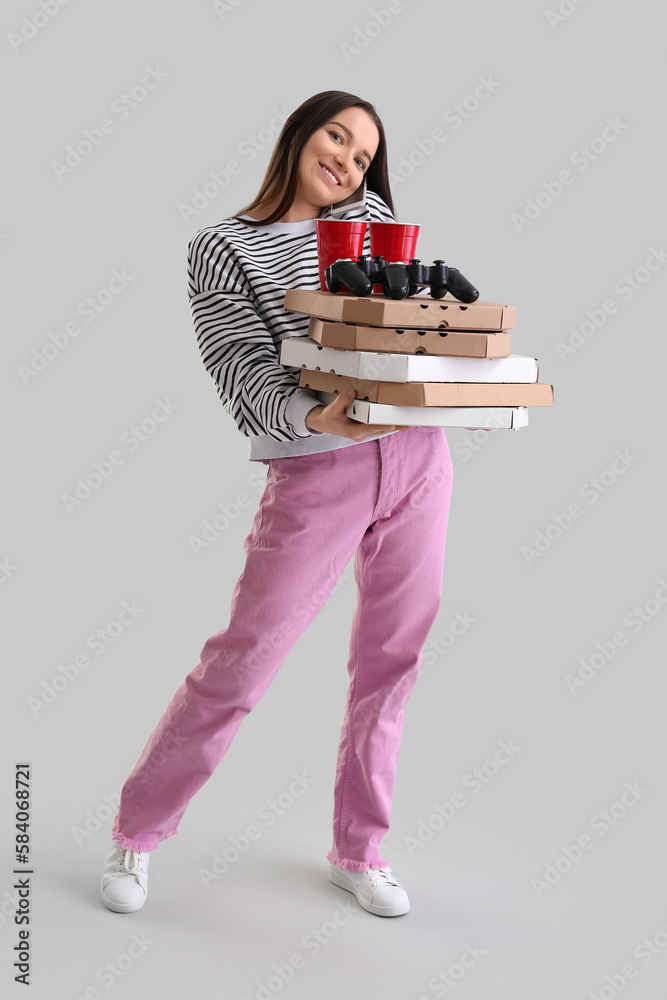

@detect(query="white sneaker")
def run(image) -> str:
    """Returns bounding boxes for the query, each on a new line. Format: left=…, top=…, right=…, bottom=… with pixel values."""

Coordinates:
left=328, top=863, right=410, bottom=917
left=100, top=841, right=150, bottom=913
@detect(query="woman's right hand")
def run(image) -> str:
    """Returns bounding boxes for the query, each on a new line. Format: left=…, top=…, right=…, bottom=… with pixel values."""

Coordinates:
left=305, top=390, right=413, bottom=440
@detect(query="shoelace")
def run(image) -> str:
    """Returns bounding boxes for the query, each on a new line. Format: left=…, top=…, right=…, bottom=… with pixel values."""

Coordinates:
left=367, top=866, right=401, bottom=888
left=116, top=849, right=146, bottom=875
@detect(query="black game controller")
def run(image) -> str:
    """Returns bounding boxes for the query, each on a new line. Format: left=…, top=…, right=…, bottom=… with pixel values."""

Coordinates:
left=325, top=256, right=408, bottom=298
left=406, top=259, right=479, bottom=302
left=325, top=255, right=479, bottom=303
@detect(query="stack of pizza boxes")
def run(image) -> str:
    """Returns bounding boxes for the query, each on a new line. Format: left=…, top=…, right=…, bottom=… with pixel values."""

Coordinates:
left=278, top=288, right=553, bottom=431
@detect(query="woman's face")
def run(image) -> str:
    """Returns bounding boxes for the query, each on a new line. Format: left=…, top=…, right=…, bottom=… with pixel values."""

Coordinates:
left=295, top=106, right=380, bottom=211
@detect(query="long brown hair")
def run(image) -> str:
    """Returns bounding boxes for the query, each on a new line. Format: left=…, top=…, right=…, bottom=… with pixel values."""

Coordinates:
left=233, top=91, right=394, bottom=226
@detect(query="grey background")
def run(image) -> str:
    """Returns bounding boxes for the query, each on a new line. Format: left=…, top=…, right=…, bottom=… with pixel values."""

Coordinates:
left=2, top=0, right=666, bottom=997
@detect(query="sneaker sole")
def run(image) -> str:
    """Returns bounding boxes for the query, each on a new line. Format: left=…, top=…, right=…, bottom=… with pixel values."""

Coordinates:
left=99, top=885, right=148, bottom=914
left=328, top=867, right=410, bottom=917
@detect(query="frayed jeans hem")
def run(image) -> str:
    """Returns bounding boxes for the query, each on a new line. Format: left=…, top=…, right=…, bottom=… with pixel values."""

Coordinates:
left=327, top=850, right=388, bottom=872
left=111, top=828, right=176, bottom=853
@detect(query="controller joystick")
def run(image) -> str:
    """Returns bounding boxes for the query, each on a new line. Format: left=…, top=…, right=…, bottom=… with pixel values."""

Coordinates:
left=325, top=256, right=479, bottom=303
left=406, top=259, right=479, bottom=303
left=325, top=258, right=372, bottom=295
left=443, top=267, right=479, bottom=303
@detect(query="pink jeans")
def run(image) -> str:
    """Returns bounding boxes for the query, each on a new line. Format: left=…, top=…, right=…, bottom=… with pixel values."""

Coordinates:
left=112, top=425, right=454, bottom=871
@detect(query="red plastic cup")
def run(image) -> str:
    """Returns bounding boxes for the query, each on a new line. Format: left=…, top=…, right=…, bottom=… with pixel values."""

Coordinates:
left=369, top=222, right=420, bottom=293
left=316, top=219, right=367, bottom=292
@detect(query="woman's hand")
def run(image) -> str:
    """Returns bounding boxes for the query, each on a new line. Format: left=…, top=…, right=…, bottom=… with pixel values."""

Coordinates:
left=305, top=389, right=413, bottom=440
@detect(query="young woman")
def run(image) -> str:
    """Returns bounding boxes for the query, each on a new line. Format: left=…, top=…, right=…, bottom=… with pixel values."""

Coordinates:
left=100, top=90, right=454, bottom=919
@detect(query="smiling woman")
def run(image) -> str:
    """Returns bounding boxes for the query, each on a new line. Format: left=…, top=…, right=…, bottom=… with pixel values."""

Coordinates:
left=100, top=89, right=455, bottom=924
left=233, top=89, right=395, bottom=224
left=290, top=108, right=380, bottom=221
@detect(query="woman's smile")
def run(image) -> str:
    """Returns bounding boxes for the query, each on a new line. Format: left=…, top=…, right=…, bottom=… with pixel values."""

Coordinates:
left=318, top=162, right=341, bottom=186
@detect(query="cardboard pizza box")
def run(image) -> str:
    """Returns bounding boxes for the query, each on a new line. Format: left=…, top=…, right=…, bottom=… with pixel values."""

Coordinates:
left=280, top=335, right=538, bottom=382
left=284, top=288, right=516, bottom=331
left=298, top=369, right=554, bottom=407
left=305, top=318, right=512, bottom=358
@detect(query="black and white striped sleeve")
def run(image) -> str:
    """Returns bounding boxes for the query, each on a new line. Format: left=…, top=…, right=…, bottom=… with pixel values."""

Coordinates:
left=366, top=188, right=397, bottom=223
left=187, top=230, right=319, bottom=442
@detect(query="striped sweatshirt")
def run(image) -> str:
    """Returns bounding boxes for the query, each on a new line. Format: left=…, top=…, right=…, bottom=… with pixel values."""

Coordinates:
left=186, top=179, right=403, bottom=463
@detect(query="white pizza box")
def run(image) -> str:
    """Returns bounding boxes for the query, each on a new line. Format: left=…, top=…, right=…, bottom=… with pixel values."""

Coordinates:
left=280, top=335, right=538, bottom=383
left=314, top=392, right=529, bottom=430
